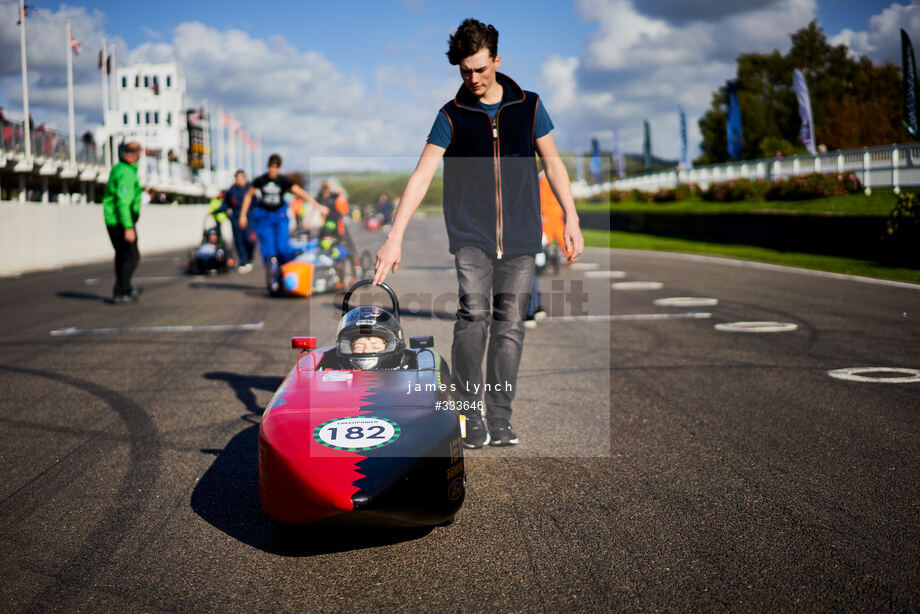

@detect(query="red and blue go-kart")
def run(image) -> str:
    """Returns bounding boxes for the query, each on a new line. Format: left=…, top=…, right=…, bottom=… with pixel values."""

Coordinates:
left=258, top=280, right=466, bottom=527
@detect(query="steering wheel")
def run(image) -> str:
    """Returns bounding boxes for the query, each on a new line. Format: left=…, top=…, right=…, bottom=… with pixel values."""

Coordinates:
left=341, top=279, right=400, bottom=318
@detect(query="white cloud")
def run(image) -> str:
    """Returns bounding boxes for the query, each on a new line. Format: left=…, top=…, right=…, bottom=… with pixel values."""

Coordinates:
left=829, top=2, right=920, bottom=64
left=541, top=0, right=819, bottom=160
left=1, top=9, right=460, bottom=170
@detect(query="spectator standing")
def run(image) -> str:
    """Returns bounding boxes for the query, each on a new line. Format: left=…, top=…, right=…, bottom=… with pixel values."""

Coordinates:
left=217, top=170, right=257, bottom=273
left=102, top=141, right=143, bottom=304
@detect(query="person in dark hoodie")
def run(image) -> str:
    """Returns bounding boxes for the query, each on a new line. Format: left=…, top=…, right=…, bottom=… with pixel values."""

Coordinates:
left=373, top=18, right=583, bottom=448
left=217, top=169, right=257, bottom=273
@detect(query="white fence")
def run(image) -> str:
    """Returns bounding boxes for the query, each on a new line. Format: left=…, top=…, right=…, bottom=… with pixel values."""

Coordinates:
left=572, top=143, right=920, bottom=198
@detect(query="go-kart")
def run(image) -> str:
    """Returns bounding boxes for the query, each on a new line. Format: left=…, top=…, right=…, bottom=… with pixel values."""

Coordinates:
left=269, top=224, right=372, bottom=297
left=258, top=280, right=465, bottom=526
left=186, top=219, right=233, bottom=275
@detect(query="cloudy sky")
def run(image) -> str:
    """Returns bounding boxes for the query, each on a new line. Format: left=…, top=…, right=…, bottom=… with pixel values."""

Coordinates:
left=1, top=0, right=917, bottom=171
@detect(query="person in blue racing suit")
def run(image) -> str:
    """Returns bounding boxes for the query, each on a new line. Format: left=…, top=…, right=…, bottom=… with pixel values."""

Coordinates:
left=238, top=154, right=327, bottom=292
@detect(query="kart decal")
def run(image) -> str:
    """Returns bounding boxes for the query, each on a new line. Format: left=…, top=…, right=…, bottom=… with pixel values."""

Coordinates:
left=314, top=416, right=400, bottom=451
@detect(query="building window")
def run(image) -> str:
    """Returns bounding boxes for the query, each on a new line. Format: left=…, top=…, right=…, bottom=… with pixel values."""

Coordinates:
left=166, top=112, right=172, bottom=126
left=154, top=112, right=160, bottom=124
left=135, top=75, right=140, bottom=87
left=121, top=77, right=127, bottom=88
left=136, top=112, right=141, bottom=124
left=145, top=112, right=151, bottom=124
left=166, top=75, right=172, bottom=88
left=123, top=113, right=129, bottom=125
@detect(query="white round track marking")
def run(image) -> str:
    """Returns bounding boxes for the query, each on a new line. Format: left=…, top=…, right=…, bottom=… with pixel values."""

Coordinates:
left=714, top=321, right=798, bottom=333
left=613, top=281, right=663, bottom=290
left=585, top=270, right=627, bottom=279
left=654, top=297, right=719, bottom=307
left=827, top=367, right=920, bottom=383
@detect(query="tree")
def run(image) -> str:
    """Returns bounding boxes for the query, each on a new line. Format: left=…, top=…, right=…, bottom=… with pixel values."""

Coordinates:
left=697, top=20, right=910, bottom=164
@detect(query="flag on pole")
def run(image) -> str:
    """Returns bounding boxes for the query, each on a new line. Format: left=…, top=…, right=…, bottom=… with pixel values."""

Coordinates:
left=98, top=49, right=104, bottom=69
left=18, top=3, right=31, bottom=24
left=643, top=120, right=652, bottom=171
left=106, top=53, right=112, bottom=74
left=678, top=105, right=690, bottom=169
left=792, top=69, right=816, bottom=155
left=902, top=29, right=919, bottom=140
left=613, top=127, right=625, bottom=179
left=589, top=138, right=601, bottom=183
left=726, top=80, right=743, bottom=161
left=70, top=34, right=81, bottom=55
left=188, top=109, right=202, bottom=125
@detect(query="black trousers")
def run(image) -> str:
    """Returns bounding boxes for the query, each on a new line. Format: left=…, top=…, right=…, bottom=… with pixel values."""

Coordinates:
left=106, top=225, right=140, bottom=296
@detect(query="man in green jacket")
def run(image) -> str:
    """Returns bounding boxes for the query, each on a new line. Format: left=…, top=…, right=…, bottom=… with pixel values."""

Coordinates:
left=103, top=141, right=143, bottom=303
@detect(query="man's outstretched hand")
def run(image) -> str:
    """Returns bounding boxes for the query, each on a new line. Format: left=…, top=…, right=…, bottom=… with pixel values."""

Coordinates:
left=373, top=238, right=402, bottom=285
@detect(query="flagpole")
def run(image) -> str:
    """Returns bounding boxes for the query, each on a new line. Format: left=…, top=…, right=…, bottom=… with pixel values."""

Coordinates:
left=100, top=38, right=110, bottom=168
left=228, top=120, right=236, bottom=173
left=256, top=135, right=262, bottom=173
left=217, top=107, right=225, bottom=181
left=110, top=44, right=118, bottom=116
left=19, top=0, right=32, bottom=159
left=66, top=21, right=77, bottom=166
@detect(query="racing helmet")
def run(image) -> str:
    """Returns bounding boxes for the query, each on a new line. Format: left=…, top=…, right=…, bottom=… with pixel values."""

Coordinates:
left=336, top=305, right=405, bottom=370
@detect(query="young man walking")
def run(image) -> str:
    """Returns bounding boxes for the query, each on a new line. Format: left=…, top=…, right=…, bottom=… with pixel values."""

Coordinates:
left=103, top=141, right=144, bottom=304
left=373, top=18, right=584, bottom=448
left=239, top=154, right=326, bottom=293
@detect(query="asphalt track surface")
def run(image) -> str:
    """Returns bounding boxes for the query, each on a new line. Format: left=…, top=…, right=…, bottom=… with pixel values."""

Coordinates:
left=1, top=215, right=918, bottom=612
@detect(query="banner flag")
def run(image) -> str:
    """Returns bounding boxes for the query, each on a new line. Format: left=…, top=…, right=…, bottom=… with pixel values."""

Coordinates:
left=589, top=138, right=601, bottom=183
left=678, top=105, right=690, bottom=169
left=613, top=127, right=625, bottom=178
left=726, top=80, right=743, bottom=161
left=643, top=119, right=652, bottom=171
left=902, top=29, right=919, bottom=139
left=793, top=69, right=816, bottom=155
left=70, top=34, right=81, bottom=55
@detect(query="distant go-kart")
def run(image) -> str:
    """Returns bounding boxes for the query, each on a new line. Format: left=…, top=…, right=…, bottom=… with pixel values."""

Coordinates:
left=186, top=217, right=233, bottom=275
left=269, top=225, right=372, bottom=297
left=258, top=280, right=466, bottom=527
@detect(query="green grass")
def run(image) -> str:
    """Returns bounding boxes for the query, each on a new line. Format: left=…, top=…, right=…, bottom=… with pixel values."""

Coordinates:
left=583, top=229, right=920, bottom=284
left=577, top=189, right=899, bottom=216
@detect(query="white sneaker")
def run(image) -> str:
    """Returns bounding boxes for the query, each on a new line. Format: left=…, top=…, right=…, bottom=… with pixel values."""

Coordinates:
left=524, top=319, right=537, bottom=329
left=238, top=263, right=253, bottom=274
left=533, top=308, right=547, bottom=320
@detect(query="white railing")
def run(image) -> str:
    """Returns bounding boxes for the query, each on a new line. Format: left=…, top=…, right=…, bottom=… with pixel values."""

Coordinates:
left=1, top=118, right=220, bottom=202
left=572, top=143, right=920, bottom=198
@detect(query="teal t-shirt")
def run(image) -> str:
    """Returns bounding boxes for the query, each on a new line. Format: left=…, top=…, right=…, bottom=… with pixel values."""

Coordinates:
left=427, top=99, right=553, bottom=148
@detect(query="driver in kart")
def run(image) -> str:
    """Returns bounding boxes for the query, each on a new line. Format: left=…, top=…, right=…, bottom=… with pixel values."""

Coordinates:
left=331, top=305, right=408, bottom=370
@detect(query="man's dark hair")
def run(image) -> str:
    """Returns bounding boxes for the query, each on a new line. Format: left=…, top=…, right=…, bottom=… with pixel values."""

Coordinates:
left=446, top=19, right=498, bottom=65
left=235, top=169, right=246, bottom=176
left=267, top=153, right=282, bottom=167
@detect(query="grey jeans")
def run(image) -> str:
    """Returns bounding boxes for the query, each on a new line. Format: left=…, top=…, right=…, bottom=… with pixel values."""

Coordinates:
left=451, top=246, right=535, bottom=423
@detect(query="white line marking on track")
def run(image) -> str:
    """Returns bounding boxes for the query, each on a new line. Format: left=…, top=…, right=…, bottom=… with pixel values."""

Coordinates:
left=654, top=297, right=720, bottom=307
left=827, top=367, right=920, bottom=383
left=544, top=312, right=711, bottom=322
left=570, top=262, right=600, bottom=270
left=715, top=321, right=798, bottom=333
left=614, top=249, right=920, bottom=290
left=613, top=281, right=664, bottom=290
left=50, top=321, right=265, bottom=336
left=585, top=270, right=627, bottom=278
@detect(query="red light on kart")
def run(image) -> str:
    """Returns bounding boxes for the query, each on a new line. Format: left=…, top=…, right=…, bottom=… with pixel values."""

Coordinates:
left=291, top=337, right=316, bottom=349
